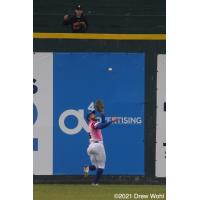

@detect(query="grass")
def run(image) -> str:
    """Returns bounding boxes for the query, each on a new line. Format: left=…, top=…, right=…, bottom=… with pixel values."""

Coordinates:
left=33, top=184, right=166, bottom=200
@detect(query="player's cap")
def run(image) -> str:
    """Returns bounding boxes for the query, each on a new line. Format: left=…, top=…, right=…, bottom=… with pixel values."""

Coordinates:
left=76, top=5, right=83, bottom=10
left=86, top=110, right=96, bottom=121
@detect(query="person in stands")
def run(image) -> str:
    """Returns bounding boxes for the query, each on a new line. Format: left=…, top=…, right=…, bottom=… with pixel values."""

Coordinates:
left=63, top=5, right=88, bottom=33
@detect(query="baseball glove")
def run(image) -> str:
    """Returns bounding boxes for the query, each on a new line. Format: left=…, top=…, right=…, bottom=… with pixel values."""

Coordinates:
left=95, top=100, right=104, bottom=112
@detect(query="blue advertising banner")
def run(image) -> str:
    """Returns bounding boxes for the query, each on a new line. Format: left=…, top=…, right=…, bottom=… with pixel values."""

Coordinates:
left=53, top=53, right=145, bottom=175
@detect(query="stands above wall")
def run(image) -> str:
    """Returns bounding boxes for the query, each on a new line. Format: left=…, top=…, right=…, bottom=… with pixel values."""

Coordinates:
left=33, top=0, right=166, bottom=33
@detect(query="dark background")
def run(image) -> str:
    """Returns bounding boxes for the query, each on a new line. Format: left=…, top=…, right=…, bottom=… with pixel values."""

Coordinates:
left=34, top=0, right=166, bottom=33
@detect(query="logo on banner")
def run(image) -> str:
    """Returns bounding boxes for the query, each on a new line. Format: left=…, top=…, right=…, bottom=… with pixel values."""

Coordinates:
left=33, top=78, right=38, bottom=94
left=33, top=79, right=38, bottom=125
left=33, top=104, right=38, bottom=124
left=59, top=109, right=89, bottom=135
left=33, top=78, right=39, bottom=151
left=59, top=102, right=143, bottom=135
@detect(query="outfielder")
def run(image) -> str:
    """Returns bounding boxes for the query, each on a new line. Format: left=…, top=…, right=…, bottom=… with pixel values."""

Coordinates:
left=84, top=101, right=117, bottom=185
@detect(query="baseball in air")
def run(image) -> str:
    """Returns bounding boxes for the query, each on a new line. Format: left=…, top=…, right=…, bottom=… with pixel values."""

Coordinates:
left=108, top=67, right=113, bottom=71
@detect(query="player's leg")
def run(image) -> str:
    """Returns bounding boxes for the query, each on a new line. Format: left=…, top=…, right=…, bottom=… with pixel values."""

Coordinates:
left=84, top=144, right=97, bottom=176
left=92, top=143, right=106, bottom=185
left=88, top=154, right=97, bottom=170
left=83, top=165, right=89, bottom=177
left=87, top=144, right=98, bottom=168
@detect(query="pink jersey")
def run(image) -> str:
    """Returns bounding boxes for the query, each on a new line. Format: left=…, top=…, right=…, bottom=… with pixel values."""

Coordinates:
left=88, top=120, right=103, bottom=141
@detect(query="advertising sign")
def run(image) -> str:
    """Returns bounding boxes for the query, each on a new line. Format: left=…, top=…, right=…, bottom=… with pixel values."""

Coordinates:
left=33, top=53, right=53, bottom=175
left=33, top=52, right=145, bottom=175
left=156, top=54, right=166, bottom=177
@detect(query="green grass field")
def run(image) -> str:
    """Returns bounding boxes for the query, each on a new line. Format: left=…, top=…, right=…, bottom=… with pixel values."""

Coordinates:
left=34, top=184, right=166, bottom=200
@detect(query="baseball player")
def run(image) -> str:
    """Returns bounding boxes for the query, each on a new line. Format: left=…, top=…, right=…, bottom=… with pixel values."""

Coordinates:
left=84, top=109, right=117, bottom=185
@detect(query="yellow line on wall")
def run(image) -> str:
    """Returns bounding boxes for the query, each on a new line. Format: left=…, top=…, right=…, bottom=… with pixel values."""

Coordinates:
left=33, top=33, right=166, bottom=40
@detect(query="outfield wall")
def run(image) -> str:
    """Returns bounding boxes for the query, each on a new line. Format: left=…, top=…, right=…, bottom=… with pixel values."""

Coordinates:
left=33, top=38, right=166, bottom=180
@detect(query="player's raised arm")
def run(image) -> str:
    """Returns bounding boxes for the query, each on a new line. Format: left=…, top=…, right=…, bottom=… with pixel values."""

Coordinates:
left=93, top=100, right=118, bottom=129
left=94, top=114, right=117, bottom=129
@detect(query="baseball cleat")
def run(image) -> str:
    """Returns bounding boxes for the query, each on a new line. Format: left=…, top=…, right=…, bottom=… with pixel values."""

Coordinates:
left=91, top=183, right=99, bottom=186
left=83, top=166, right=89, bottom=177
